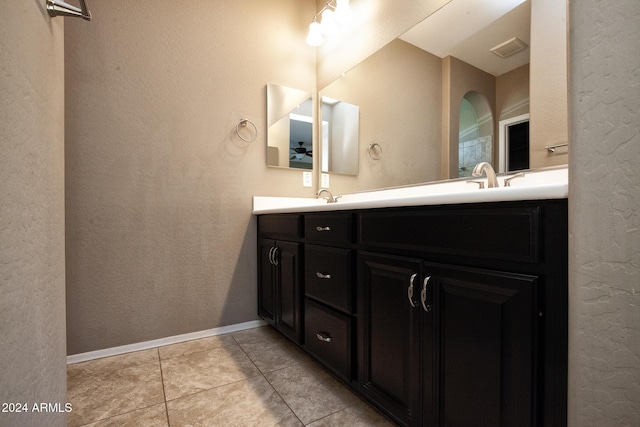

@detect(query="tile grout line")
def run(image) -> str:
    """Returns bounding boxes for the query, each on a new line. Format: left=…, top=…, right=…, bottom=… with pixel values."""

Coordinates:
left=157, top=348, right=172, bottom=427
left=233, top=333, right=306, bottom=426
left=69, top=350, right=167, bottom=427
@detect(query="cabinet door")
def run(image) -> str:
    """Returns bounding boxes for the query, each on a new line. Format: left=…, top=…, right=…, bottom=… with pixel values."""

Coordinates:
left=275, top=241, right=302, bottom=344
left=425, top=263, right=538, bottom=427
left=359, top=252, right=422, bottom=427
left=258, top=238, right=276, bottom=325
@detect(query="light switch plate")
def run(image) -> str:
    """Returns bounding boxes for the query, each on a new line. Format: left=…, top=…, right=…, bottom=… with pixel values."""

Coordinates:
left=321, top=173, right=330, bottom=188
left=303, top=171, right=312, bottom=187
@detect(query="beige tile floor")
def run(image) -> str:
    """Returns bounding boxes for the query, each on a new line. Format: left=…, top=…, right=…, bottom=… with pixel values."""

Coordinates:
left=67, top=326, right=396, bottom=426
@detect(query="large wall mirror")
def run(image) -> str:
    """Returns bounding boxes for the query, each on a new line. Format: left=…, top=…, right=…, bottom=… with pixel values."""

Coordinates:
left=317, top=0, right=567, bottom=193
left=266, top=83, right=313, bottom=170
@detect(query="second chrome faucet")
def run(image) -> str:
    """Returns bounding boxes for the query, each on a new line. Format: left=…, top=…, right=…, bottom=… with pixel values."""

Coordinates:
left=316, top=189, right=339, bottom=203
left=471, top=162, right=499, bottom=188
left=471, top=162, right=525, bottom=188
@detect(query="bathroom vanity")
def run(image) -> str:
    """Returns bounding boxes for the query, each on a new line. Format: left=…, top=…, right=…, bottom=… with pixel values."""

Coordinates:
left=255, top=171, right=568, bottom=426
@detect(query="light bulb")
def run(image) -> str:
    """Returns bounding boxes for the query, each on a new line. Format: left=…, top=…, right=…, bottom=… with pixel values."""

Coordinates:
left=334, top=0, right=353, bottom=24
left=320, top=9, right=338, bottom=36
left=306, top=21, right=323, bottom=46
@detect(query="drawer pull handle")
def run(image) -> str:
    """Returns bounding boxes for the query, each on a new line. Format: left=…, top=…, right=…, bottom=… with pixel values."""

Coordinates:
left=316, top=226, right=331, bottom=232
left=316, top=332, right=332, bottom=343
left=407, top=273, right=418, bottom=308
left=421, top=276, right=432, bottom=312
left=316, top=272, right=332, bottom=279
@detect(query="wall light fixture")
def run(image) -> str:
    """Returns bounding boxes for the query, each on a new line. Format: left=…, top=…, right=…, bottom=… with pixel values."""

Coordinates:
left=306, top=0, right=353, bottom=46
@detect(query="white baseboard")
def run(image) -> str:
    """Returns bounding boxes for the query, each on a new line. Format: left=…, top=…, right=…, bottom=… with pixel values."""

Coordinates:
left=67, top=319, right=268, bottom=365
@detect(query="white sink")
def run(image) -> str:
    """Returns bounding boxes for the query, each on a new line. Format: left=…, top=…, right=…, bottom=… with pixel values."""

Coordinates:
left=253, top=166, right=568, bottom=214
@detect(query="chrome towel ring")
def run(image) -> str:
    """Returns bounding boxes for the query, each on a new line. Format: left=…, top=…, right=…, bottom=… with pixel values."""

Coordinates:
left=368, top=142, right=382, bottom=160
left=236, top=118, right=257, bottom=142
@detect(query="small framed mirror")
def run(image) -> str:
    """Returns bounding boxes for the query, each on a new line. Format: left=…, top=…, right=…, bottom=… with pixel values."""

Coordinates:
left=266, top=83, right=313, bottom=170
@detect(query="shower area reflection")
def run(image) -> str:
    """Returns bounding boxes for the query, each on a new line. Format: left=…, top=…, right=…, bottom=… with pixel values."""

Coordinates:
left=458, top=91, right=493, bottom=177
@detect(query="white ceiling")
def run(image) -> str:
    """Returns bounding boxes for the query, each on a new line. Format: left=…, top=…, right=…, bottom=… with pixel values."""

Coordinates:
left=399, top=0, right=530, bottom=77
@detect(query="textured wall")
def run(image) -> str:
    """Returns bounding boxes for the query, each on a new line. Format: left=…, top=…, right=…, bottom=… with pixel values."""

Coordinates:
left=568, top=0, right=640, bottom=425
left=65, top=0, right=316, bottom=354
left=0, top=2, right=67, bottom=426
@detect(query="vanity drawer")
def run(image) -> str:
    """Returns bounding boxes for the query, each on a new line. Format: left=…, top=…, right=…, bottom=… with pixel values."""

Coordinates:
left=358, top=205, right=540, bottom=263
left=304, top=213, right=353, bottom=244
left=304, top=299, right=353, bottom=383
left=305, top=245, right=353, bottom=313
left=258, top=214, right=302, bottom=238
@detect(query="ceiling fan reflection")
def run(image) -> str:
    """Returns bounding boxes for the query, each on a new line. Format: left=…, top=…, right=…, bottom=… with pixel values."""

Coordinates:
left=291, top=141, right=313, bottom=160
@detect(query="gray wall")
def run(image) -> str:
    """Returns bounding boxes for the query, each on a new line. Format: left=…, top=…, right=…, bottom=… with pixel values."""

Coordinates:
left=64, top=0, right=316, bottom=354
left=0, top=2, right=67, bottom=426
left=568, top=0, right=640, bottom=425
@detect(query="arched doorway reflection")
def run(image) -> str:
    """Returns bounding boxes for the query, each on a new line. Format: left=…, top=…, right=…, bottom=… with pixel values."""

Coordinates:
left=458, top=91, right=493, bottom=177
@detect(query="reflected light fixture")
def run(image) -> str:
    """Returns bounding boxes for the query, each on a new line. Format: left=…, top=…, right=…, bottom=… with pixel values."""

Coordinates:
left=306, top=0, right=353, bottom=46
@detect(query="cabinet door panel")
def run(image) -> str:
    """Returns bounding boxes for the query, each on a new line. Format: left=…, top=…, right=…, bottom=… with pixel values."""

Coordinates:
left=427, top=264, right=538, bottom=427
left=258, top=239, right=276, bottom=324
left=359, top=252, right=421, bottom=427
left=276, top=241, right=302, bottom=343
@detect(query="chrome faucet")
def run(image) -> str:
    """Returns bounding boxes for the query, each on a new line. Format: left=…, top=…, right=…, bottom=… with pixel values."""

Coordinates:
left=471, top=162, right=499, bottom=188
left=316, top=189, right=339, bottom=203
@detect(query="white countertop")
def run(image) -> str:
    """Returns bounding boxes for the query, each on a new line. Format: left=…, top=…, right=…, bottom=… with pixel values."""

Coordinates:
left=253, top=166, right=568, bottom=214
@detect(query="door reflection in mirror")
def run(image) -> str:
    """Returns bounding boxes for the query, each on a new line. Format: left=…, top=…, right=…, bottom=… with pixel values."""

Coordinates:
left=321, top=96, right=360, bottom=176
left=498, top=113, right=530, bottom=172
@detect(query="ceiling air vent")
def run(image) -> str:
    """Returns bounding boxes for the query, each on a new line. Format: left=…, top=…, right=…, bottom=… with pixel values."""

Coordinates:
left=490, top=37, right=528, bottom=58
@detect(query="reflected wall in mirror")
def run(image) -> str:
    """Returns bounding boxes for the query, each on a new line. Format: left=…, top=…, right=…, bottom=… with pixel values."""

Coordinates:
left=319, top=38, right=442, bottom=191
left=266, top=83, right=313, bottom=170
left=316, top=0, right=567, bottom=194
left=321, top=97, right=360, bottom=176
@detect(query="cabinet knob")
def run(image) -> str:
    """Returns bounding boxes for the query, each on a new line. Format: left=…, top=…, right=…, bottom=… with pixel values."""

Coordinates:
left=316, top=272, right=332, bottom=279
left=316, top=226, right=331, bottom=232
left=316, top=332, right=332, bottom=343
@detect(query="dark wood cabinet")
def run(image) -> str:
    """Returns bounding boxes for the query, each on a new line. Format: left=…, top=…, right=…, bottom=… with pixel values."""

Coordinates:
left=358, top=257, right=541, bottom=427
left=302, top=213, right=357, bottom=384
left=257, top=214, right=303, bottom=344
left=426, top=263, right=538, bottom=427
left=358, top=252, right=422, bottom=426
left=356, top=201, right=567, bottom=426
left=304, top=298, right=353, bottom=383
left=257, top=199, right=567, bottom=427
left=258, top=238, right=276, bottom=323
left=305, top=244, right=353, bottom=313
left=259, top=238, right=302, bottom=343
